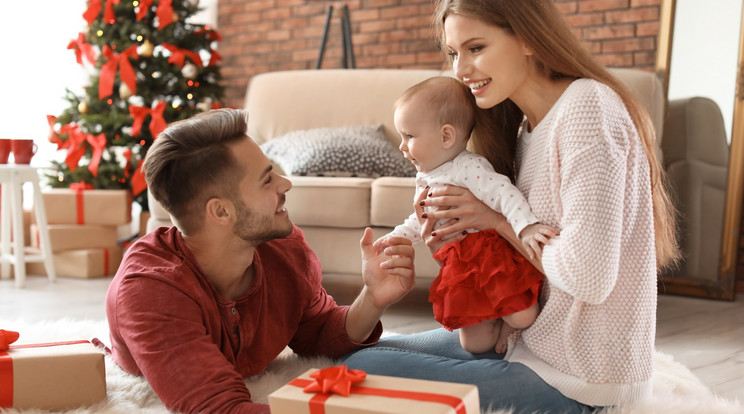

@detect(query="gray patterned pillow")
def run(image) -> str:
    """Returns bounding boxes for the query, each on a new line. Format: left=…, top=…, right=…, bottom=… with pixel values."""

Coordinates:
left=259, top=124, right=417, bottom=178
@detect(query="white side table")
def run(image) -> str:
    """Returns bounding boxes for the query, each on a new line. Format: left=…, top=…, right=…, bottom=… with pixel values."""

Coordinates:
left=0, top=165, right=56, bottom=287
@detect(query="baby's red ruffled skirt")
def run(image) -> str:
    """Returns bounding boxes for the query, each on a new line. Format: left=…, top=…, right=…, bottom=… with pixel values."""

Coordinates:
left=429, top=230, right=544, bottom=331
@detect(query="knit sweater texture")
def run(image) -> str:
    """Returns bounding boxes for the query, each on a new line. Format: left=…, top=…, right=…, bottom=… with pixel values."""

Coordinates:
left=505, top=78, right=657, bottom=407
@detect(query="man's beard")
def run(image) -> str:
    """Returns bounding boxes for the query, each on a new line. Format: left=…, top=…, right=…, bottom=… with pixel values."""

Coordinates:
left=232, top=197, right=292, bottom=245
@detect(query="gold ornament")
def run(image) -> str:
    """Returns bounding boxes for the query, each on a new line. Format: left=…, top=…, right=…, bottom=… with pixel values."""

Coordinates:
left=119, top=83, right=133, bottom=99
left=172, top=12, right=179, bottom=22
left=139, top=40, right=154, bottom=58
left=78, top=101, right=89, bottom=114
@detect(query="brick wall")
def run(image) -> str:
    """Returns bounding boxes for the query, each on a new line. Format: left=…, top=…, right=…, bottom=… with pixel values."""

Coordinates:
left=216, top=0, right=661, bottom=108
left=216, top=0, right=743, bottom=294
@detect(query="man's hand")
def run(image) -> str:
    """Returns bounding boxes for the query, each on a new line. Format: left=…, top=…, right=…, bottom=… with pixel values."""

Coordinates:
left=361, top=228, right=415, bottom=310
left=344, top=228, right=416, bottom=343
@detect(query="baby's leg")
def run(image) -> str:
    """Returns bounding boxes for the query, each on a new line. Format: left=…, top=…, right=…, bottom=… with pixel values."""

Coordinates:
left=459, top=319, right=502, bottom=354
left=502, top=302, right=540, bottom=330
left=494, top=302, right=540, bottom=353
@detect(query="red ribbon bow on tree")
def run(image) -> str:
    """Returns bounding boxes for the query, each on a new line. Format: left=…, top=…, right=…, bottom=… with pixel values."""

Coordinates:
left=161, top=43, right=203, bottom=68
left=98, top=44, right=139, bottom=99
left=67, top=32, right=96, bottom=66
left=83, top=0, right=121, bottom=25
left=86, top=133, right=107, bottom=177
left=135, top=0, right=153, bottom=21
left=129, top=101, right=167, bottom=138
left=303, top=366, right=367, bottom=397
left=0, top=330, right=19, bottom=351
left=123, top=149, right=148, bottom=196
left=156, top=0, right=174, bottom=29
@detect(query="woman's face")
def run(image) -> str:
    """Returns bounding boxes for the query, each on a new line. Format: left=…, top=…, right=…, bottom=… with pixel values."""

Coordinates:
left=444, top=14, right=533, bottom=109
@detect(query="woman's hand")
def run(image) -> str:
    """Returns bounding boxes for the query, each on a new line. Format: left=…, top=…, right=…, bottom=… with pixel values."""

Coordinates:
left=414, top=185, right=504, bottom=253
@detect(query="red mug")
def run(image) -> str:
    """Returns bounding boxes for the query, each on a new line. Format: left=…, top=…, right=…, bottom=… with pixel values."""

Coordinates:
left=0, top=139, right=10, bottom=164
left=11, top=139, right=38, bottom=164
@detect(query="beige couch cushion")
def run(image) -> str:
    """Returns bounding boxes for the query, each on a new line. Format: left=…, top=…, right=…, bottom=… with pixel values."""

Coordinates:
left=285, top=176, right=373, bottom=228
left=244, top=69, right=444, bottom=146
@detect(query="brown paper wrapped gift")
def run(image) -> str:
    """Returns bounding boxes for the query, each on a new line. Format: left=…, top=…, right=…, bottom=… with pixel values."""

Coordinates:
left=268, top=366, right=480, bottom=414
left=0, top=339, right=107, bottom=410
left=39, top=188, right=131, bottom=226
left=26, top=247, right=123, bottom=278
left=30, top=223, right=118, bottom=253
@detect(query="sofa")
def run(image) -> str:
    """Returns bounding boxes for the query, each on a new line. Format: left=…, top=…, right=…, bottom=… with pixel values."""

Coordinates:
left=147, top=67, right=728, bottom=280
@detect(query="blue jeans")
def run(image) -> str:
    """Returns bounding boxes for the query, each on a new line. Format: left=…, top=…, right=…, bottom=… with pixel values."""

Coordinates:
left=342, top=328, right=596, bottom=414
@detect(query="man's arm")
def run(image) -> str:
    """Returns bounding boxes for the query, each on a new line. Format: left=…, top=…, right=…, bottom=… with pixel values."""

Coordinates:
left=345, top=228, right=416, bottom=342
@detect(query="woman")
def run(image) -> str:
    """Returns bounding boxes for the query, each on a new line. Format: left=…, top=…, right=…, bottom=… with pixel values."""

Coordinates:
left=343, top=1, right=679, bottom=413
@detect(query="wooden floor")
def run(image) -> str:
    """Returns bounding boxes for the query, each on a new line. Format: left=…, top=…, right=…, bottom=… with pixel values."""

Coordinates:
left=1, top=273, right=742, bottom=403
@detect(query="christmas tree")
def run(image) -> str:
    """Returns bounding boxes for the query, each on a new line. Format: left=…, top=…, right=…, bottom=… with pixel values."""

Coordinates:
left=46, top=0, right=225, bottom=210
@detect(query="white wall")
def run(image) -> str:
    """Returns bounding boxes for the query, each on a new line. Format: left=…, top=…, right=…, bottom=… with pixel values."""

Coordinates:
left=0, top=1, right=89, bottom=168
left=0, top=0, right=219, bottom=170
left=668, top=0, right=742, bottom=143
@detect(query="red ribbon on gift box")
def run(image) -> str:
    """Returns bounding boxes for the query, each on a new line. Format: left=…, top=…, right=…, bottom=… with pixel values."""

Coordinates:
left=70, top=181, right=95, bottom=225
left=289, top=366, right=467, bottom=414
left=0, top=333, right=90, bottom=408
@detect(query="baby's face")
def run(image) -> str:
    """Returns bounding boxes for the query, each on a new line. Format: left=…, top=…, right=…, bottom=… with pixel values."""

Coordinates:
left=393, top=101, right=451, bottom=173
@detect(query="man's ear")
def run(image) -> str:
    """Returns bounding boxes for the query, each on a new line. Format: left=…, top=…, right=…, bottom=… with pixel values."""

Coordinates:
left=441, top=124, right=458, bottom=149
left=204, top=197, right=233, bottom=226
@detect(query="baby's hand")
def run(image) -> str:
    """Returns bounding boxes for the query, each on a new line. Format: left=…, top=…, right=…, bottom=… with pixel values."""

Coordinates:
left=519, top=223, right=559, bottom=260
left=372, top=236, right=391, bottom=256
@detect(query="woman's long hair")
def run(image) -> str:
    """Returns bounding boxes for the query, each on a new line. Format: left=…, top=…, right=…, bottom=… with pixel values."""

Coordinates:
left=434, top=0, right=680, bottom=269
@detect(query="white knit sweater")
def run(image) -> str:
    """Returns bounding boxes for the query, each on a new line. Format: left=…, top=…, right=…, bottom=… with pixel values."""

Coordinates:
left=505, top=79, right=657, bottom=407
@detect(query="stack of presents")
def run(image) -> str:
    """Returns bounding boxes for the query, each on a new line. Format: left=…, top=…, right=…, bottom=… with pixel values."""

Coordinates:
left=26, top=188, right=132, bottom=279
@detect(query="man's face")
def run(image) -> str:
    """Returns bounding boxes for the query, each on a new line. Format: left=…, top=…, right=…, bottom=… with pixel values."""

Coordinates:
left=228, top=137, right=293, bottom=245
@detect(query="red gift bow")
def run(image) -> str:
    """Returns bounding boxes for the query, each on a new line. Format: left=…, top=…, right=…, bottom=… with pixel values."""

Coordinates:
left=70, top=181, right=95, bottom=225
left=67, top=32, right=96, bottom=66
left=0, top=331, right=19, bottom=352
left=290, top=366, right=467, bottom=414
left=156, top=0, right=174, bottom=29
left=0, top=339, right=91, bottom=408
left=98, top=44, right=139, bottom=99
left=303, top=365, right=366, bottom=397
left=161, top=43, right=203, bottom=68
left=83, top=0, right=120, bottom=25
left=129, top=101, right=167, bottom=138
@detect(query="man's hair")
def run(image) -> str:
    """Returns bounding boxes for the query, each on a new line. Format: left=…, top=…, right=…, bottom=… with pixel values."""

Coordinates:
left=395, top=76, right=476, bottom=141
left=142, top=108, right=248, bottom=235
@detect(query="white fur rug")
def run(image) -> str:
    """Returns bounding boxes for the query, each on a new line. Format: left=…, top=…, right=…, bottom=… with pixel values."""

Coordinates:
left=1, top=319, right=742, bottom=414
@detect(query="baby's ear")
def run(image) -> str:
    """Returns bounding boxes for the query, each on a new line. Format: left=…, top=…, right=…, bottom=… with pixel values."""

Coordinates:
left=441, top=123, right=458, bottom=149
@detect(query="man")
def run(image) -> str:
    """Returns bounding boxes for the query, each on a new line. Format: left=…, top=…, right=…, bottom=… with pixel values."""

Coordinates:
left=106, top=109, right=416, bottom=413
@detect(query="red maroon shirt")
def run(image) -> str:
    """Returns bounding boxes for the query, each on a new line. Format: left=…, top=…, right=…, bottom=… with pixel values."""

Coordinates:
left=106, top=225, right=381, bottom=413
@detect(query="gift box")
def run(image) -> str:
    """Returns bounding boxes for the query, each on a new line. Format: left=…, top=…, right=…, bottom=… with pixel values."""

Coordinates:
left=268, top=366, right=480, bottom=414
left=30, top=223, right=119, bottom=253
left=38, top=188, right=131, bottom=226
left=26, top=247, right=123, bottom=278
left=0, top=336, right=107, bottom=410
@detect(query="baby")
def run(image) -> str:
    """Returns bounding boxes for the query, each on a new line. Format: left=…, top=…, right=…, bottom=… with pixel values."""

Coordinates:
left=376, top=77, right=557, bottom=353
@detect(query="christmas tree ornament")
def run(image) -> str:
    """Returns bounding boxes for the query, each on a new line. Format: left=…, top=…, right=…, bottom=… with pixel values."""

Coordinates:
left=44, top=0, right=224, bottom=207
left=138, top=39, right=154, bottom=57
left=119, top=83, right=133, bottom=99
left=196, top=98, right=212, bottom=112
left=181, top=62, right=198, bottom=80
